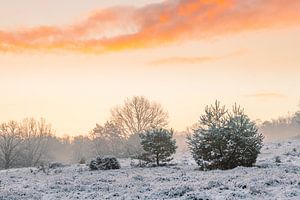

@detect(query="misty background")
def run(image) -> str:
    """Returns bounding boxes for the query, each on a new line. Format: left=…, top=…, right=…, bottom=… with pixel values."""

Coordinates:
left=0, top=97, right=299, bottom=169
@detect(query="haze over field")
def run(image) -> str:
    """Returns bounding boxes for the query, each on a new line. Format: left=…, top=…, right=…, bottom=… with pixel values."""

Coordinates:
left=0, top=0, right=300, bottom=136
left=1, top=2, right=300, bottom=200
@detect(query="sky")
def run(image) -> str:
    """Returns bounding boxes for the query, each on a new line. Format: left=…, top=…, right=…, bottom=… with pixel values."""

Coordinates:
left=0, top=0, right=300, bottom=136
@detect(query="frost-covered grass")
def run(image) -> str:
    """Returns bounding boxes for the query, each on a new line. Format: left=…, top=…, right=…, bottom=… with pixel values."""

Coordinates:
left=0, top=139, right=299, bottom=200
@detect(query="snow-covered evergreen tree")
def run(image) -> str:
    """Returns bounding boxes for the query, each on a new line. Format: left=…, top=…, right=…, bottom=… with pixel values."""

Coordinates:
left=139, top=128, right=177, bottom=166
left=187, top=101, right=263, bottom=170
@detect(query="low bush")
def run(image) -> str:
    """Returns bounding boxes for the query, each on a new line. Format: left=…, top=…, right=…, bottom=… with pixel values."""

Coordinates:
left=89, top=156, right=120, bottom=170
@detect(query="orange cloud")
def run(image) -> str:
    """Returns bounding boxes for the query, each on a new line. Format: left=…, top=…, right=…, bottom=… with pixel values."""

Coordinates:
left=0, top=0, right=300, bottom=53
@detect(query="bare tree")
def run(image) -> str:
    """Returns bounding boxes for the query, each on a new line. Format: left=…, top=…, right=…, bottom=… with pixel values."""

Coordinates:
left=90, top=121, right=126, bottom=157
left=111, top=96, right=169, bottom=137
left=46, top=135, right=73, bottom=164
left=111, top=96, right=169, bottom=156
left=0, top=121, right=23, bottom=169
left=20, top=118, right=53, bottom=167
left=71, top=136, right=93, bottom=163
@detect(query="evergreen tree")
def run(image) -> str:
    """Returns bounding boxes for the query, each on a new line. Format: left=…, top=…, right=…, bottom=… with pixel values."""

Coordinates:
left=187, top=101, right=263, bottom=170
left=140, top=128, right=177, bottom=166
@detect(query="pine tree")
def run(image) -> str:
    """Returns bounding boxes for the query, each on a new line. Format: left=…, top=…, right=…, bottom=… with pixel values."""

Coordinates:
left=139, top=128, right=177, bottom=166
left=187, top=101, right=263, bottom=170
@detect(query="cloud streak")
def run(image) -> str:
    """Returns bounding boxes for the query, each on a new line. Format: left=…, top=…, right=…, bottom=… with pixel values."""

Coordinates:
left=245, top=92, right=287, bottom=99
left=149, top=56, right=218, bottom=65
left=148, top=49, right=246, bottom=66
left=1, top=0, right=300, bottom=53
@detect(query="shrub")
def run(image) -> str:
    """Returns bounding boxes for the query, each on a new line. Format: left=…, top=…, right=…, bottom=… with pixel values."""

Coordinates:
left=89, top=160, right=98, bottom=170
left=49, top=162, right=64, bottom=169
left=187, top=101, right=263, bottom=170
left=89, top=156, right=120, bottom=170
left=139, top=128, right=177, bottom=166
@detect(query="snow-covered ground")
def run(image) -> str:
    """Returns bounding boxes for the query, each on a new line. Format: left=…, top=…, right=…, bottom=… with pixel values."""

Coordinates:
left=0, top=139, right=299, bottom=200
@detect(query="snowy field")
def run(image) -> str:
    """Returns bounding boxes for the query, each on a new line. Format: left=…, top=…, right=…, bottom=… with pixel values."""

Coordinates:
left=0, top=139, right=299, bottom=200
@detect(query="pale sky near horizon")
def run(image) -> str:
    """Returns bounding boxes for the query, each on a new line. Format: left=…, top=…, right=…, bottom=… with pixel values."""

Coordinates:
left=0, top=0, right=300, bottom=136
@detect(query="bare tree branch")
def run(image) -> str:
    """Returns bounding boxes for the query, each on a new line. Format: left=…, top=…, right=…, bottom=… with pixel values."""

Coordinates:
left=111, top=96, right=169, bottom=137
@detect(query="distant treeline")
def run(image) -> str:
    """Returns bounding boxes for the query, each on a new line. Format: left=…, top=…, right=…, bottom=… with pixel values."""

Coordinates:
left=0, top=96, right=299, bottom=169
left=258, top=112, right=300, bottom=141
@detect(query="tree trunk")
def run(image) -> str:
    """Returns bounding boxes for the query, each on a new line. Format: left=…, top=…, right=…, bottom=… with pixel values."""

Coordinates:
left=156, top=153, right=159, bottom=166
left=5, top=159, right=10, bottom=169
left=4, top=154, right=10, bottom=169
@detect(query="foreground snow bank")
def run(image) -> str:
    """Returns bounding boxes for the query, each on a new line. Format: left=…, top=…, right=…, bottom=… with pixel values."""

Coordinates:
left=0, top=139, right=299, bottom=200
